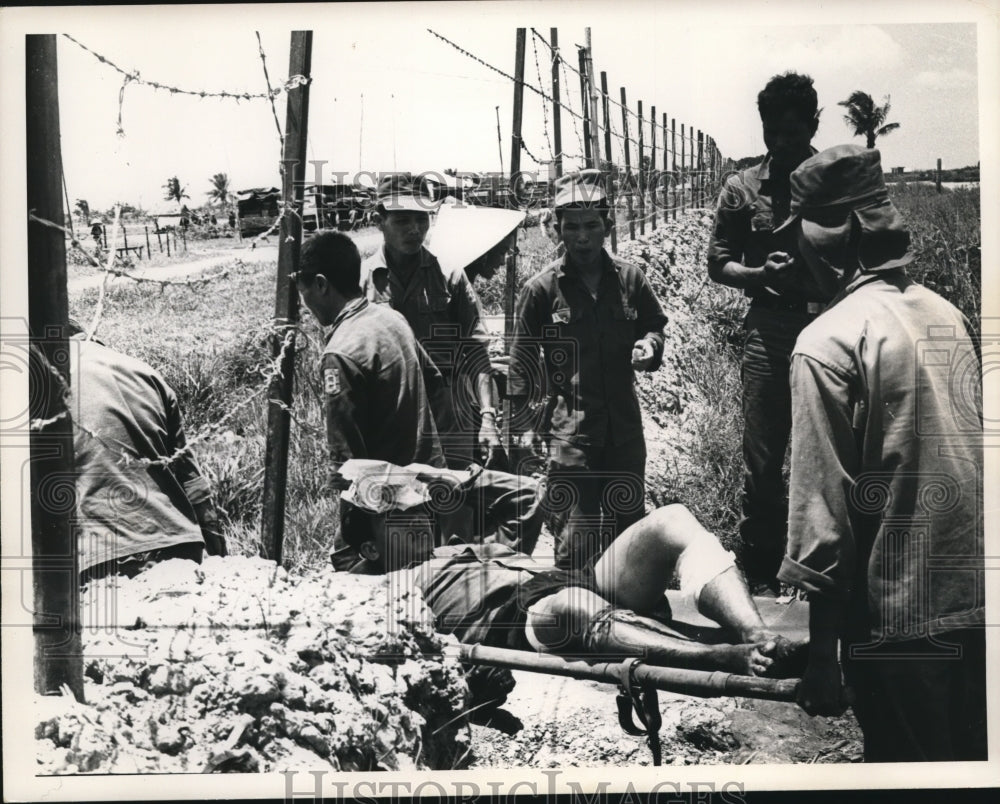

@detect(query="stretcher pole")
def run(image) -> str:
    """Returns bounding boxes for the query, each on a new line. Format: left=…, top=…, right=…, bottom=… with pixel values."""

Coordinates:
left=458, top=643, right=800, bottom=702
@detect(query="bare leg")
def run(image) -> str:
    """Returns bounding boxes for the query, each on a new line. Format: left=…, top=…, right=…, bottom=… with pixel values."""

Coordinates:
left=525, top=587, right=772, bottom=675
left=592, top=504, right=806, bottom=675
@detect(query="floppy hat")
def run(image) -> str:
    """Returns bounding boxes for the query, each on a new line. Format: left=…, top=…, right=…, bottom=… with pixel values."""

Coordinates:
left=376, top=172, right=440, bottom=214
left=775, top=144, right=914, bottom=272
left=553, top=168, right=607, bottom=209
left=428, top=203, right=525, bottom=274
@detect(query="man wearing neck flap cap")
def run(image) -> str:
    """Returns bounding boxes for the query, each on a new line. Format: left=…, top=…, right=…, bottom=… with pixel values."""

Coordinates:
left=775, top=144, right=985, bottom=762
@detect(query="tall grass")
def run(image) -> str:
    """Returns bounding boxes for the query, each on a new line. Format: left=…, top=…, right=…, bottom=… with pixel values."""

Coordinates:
left=69, top=258, right=341, bottom=572
left=889, top=183, right=981, bottom=336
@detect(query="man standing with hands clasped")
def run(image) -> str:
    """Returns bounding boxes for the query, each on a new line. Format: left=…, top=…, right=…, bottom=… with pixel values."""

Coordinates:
left=509, top=169, right=667, bottom=570
left=707, top=72, right=823, bottom=595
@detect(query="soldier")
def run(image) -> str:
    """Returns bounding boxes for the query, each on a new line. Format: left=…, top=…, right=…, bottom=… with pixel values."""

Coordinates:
left=294, top=232, right=445, bottom=568
left=361, top=174, right=500, bottom=470
left=508, top=169, right=668, bottom=570
left=57, top=324, right=226, bottom=582
left=707, top=72, right=822, bottom=595
left=296, top=231, right=444, bottom=469
left=776, top=145, right=985, bottom=761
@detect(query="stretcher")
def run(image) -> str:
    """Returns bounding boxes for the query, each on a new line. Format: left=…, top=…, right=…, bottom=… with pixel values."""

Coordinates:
left=458, top=592, right=810, bottom=766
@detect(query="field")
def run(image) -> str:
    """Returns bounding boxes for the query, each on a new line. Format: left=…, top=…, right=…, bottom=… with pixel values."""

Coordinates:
left=56, top=186, right=981, bottom=770
left=67, top=184, right=982, bottom=570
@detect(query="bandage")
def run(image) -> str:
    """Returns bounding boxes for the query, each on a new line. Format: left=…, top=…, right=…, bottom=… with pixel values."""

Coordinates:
left=674, top=533, right=737, bottom=607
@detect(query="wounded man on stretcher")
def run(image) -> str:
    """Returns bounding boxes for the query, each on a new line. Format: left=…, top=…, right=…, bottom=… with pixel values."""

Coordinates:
left=335, top=460, right=806, bottom=684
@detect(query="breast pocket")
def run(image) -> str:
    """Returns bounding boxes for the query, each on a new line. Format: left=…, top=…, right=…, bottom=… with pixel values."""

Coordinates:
left=612, top=303, right=639, bottom=347
left=750, top=203, right=774, bottom=233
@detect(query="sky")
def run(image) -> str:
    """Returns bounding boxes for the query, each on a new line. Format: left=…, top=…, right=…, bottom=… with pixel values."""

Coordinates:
left=1, top=1, right=988, bottom=211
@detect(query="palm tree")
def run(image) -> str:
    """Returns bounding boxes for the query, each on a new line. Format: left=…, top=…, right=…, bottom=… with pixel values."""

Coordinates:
left=207, top=172, right=231, bottom=209
left=838, top=91, right=901, bottom=149
left=74, top=198, right=90, bottom=222
left=162, top=176, right=189, bottom=205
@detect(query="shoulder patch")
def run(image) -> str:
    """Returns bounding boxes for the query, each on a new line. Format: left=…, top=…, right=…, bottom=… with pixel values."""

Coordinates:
left=324, top=366, right=341, bottom=395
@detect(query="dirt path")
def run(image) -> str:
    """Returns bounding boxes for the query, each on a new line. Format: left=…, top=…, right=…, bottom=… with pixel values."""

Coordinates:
left=67, top=227, right=385, bottom=294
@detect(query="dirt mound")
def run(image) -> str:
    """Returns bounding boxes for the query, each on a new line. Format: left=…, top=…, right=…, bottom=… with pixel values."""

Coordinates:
left=35, top=557, right=471, bottom=774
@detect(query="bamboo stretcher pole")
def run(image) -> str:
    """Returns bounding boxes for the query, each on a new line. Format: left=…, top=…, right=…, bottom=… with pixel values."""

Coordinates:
left=458, top=643, right=799, bottom=702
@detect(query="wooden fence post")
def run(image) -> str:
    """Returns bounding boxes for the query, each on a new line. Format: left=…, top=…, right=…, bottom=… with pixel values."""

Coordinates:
left=649, top=105, right=656, bottom=232
left=680, top=123, right=686, bottom=213
left=662, top=112, right=669, bottom=224
left=501, top=28, right=526, bottom=456
left=144, top=225, right=151, bottom=259
left=620, top=87, right=635, bottom=240
left=260, top=30, right=313, bottom=563
left=600, top=71, right=617, bottom=254
left=550, top=28, right=562, bottom=179
left=936, top=158, right=942, bottom=193
left=584, top=29, right=601, bottom=173
left=577, top=47, right=592, bottom=168
left=26, top=33, right=85, bottom=702
left=671, top=117, right=678, bottom=220
left=697, top=130, right=704, bottom=208
left=637, top=100, right=645, bottom=235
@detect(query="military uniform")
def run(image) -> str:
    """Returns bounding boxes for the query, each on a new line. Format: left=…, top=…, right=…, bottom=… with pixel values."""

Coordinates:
left=509, top=249, right=667, bottom=569
left=320, top=295, right=444, bottom=468
left=361, top=244, right=492, bottom=469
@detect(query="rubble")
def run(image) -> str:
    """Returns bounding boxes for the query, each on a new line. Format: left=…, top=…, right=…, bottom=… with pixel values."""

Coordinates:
left=36, top=557, right=471, bottom=774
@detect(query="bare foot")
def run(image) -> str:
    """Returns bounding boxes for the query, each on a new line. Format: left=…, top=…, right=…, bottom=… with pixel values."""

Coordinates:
left=716, top=643, right=775, bottom=676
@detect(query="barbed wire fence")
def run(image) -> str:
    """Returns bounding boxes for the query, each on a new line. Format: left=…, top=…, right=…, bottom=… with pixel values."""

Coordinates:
left=29, top=33, right=317, bottom=481
left=429, top=27, right=732, bottom=253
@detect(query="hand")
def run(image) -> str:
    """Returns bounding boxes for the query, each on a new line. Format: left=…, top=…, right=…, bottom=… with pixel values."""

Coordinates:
left=478, top=415, right=502, bottom=465
left=763, top=251, right=796, bottom=293
left=631, top=339, right=655, bottom=371
left=796, top=655, right=848, bottom=717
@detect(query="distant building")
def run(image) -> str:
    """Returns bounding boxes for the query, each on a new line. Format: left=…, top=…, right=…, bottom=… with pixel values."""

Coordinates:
left=891, top=166, right=905, bottom=175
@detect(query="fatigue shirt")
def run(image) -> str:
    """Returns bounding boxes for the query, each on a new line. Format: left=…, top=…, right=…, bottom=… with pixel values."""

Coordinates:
left=707, top=151, right=816, bottom=304
left=778, top=271, right=984, bottom=642
left=71, top=339, right=209, bottom=570
left=361, top=245, right=492, bottom=387
left=321, top=297, right=444, bottom=468
left=508, top=250, right=667, bottom=447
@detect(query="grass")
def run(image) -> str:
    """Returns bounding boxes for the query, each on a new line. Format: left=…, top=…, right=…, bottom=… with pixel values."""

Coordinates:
left=68, top=186, right=979, bottom=572
left=888, top=183, right=981, bottom=336
left=70, top=253, right=340, bottom=572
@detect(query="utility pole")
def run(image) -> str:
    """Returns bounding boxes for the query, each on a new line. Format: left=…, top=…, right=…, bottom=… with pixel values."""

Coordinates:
left=26, top=33, right=84, bottom=702
left=261, top=30, right=313, bottom=564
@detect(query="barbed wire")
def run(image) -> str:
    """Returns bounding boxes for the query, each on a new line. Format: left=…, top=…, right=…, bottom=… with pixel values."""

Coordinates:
left=530, top=34, right=554, bottom=162
left=256, top=31, right=285, bottom=148
left=530, top=28, right=645, bottom=126
left=62, top=33, right=300, bottom=102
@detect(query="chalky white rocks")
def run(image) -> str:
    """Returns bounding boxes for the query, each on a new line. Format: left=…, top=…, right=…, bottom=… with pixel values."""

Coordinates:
left=35, top=557, right=470, bottom=773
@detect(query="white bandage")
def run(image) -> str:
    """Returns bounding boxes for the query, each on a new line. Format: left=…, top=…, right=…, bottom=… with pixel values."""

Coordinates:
left=675, top=533, right=737, bottom=607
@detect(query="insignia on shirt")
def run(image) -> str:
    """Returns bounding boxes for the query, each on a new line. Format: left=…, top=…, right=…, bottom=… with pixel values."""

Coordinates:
left=324, top=366, right=341, bottom=396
